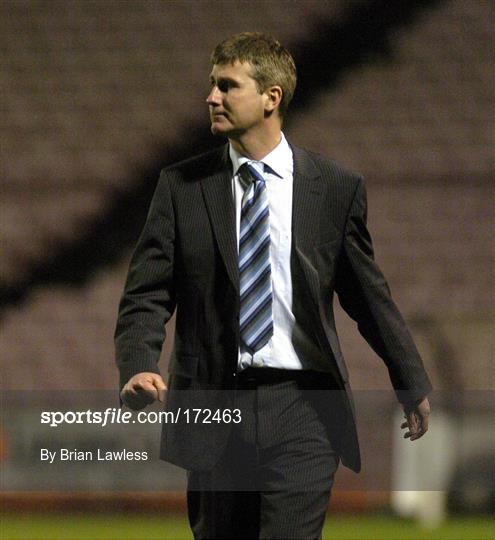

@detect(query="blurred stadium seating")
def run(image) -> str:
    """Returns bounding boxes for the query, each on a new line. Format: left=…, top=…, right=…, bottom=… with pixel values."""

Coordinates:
left=1, top=0, right=493, bottom=517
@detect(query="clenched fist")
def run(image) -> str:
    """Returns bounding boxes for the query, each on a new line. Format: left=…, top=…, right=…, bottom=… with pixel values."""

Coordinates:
left=120, top=372, right=167, bottom=410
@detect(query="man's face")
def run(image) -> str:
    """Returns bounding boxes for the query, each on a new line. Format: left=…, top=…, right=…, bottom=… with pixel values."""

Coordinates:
left=207, top=60, right=267, bottom=139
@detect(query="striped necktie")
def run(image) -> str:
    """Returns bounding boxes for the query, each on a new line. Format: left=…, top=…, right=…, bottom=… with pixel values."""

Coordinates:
left=238, top=162, right=273, bottom=353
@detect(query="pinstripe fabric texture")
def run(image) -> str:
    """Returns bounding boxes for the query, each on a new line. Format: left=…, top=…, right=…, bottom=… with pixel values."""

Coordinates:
left=187, top=369, right=341, bottom=539
left=116, top=143, right=433, bottom=476
left=239, top=163, right=273, bottom=353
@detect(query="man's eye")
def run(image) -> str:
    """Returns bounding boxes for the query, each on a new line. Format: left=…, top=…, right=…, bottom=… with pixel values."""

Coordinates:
left=218, top=81, right=230, bottom=92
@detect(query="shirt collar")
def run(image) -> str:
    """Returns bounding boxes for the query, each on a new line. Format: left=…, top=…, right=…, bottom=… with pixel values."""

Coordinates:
left=229, top=133, right=293, bottom=179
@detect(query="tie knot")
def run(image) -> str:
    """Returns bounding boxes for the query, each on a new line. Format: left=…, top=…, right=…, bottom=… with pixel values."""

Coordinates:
left=239, top=162, right=265, bottom=190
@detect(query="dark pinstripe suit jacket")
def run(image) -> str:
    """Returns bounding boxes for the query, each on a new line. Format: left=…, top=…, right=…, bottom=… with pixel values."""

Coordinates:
left=115, top=143, right=432, bottom=473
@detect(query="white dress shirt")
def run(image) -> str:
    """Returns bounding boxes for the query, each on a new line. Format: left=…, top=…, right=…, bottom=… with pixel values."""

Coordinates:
left=229, top=133, right=329, bottom=372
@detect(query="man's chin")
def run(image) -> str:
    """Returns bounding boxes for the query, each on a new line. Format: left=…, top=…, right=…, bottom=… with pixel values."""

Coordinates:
left=210, top=122, right=231, bottom=136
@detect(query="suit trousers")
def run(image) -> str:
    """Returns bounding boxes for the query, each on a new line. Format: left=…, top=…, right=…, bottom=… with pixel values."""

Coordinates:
left=187, top=368, right=341, bottom=540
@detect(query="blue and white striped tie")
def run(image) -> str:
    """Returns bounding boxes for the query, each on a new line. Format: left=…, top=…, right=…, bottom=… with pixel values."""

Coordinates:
left=239, top=162, right=273, bottom=353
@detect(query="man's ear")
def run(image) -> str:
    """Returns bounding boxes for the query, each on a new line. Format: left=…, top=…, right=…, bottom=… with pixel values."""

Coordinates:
left=264, top=85, right=283, bottom=114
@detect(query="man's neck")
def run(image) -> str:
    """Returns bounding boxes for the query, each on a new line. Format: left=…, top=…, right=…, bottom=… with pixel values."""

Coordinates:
left=229, top=126, right=282, bottom=161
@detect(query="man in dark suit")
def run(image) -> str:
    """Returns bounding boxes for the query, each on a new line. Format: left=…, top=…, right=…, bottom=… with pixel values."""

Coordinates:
left=116, top=32, right=432, bottom=539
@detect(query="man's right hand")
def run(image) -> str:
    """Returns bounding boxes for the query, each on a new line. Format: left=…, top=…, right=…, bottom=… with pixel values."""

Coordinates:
left=120, top=372, right=167, bottom=410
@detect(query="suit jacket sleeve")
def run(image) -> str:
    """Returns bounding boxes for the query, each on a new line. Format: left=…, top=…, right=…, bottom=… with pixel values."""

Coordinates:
left=114, top=170, right=176, bottom=389
left=335, top=177, right=432, bottom=405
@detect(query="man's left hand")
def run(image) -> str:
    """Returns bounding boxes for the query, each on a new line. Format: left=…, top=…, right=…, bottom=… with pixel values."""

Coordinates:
left=401, top=397, right=430, bottom=441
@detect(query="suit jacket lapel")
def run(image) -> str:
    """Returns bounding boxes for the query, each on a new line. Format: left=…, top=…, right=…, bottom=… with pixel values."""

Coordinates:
left=291, top=146, right=348, bottom=383
left=291, top=145, right=326, bottom=318
left=291, top=145, right=324, bottom=257
left=200, top=144, right=324, bottom=294
left=200, top=145, right=239, bottom=290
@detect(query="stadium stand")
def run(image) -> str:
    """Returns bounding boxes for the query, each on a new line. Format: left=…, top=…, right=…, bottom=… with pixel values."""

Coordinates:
left=1, top=0, right=492, bottom=391
left=1, top=0, right=493, bottom=512
left=287, top=0, right=494, bottom=390
left=1, top=0, right=348, bottom=387
left=1, top=0, right=346, bottom=284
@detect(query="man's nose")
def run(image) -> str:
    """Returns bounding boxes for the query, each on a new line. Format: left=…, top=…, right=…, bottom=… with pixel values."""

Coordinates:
left=206, top=85, right=221, bottom=104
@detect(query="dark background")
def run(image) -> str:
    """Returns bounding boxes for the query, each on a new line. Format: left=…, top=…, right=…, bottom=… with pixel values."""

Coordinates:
left=1, top=0, right=493, bottom=510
